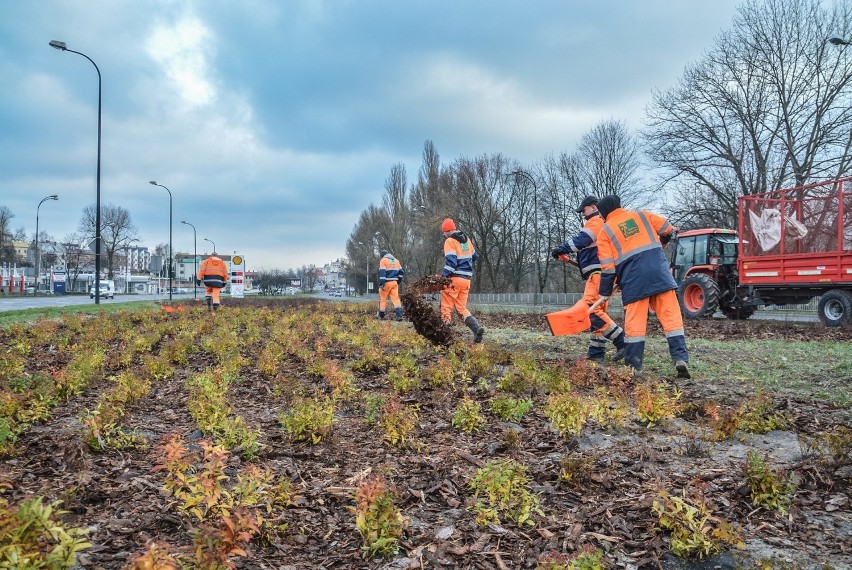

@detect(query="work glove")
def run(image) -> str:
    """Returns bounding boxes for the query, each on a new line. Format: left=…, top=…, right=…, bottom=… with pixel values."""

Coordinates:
left=551, top=248, right=563, bottom=260
left=195, top=278, right=201, bottom=286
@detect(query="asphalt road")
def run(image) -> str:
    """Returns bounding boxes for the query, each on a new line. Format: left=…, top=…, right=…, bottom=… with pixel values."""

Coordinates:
left=0, top=293, right=196, bottom=312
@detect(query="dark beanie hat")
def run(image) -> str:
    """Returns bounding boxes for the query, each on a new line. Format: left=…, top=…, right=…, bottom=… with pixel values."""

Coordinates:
left=596, top=194, right=621, bottom=220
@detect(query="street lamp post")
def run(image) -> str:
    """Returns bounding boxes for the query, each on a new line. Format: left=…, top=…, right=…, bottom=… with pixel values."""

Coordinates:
left=149, top=181, right=173, bottom=300
left=182, top=220, right=197, bottom=299
left=50, top=40, right=102, bottom=304
left=34, top=195, right=59, bottom=295
left=203, top=238, right=216, bottom=253
left=358, top=241, right=370, bottom=295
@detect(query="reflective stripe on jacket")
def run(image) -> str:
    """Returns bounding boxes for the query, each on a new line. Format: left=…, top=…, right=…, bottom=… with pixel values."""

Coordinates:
left=441, top=231, right=478, bottom=280
left=198, top=256, right=229, bottom=289
left=554, top=213, right=603, bottom=280
left=597, top=208, right=676, bottom=304
left=378, top=254, right=404, bottom=287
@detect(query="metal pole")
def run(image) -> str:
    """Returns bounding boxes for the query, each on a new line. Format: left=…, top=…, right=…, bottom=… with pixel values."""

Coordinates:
left=182, top=221, right=197, bottom=299
left=149, top=182, right=173, bottom=300
left=35, top=196, right=59, bottom=296
left=50, top=41, right=101, bottom=304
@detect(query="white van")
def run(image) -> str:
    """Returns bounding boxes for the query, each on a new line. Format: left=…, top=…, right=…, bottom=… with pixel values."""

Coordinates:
left=89, top=280, right=116, bottom=299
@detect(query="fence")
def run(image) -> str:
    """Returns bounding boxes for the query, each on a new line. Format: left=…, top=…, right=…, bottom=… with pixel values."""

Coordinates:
left=467, top=292, right=819, bottom=314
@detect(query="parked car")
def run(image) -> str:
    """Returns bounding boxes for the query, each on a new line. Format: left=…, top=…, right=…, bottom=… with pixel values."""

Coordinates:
left=90, top=280, right=116, bottom=299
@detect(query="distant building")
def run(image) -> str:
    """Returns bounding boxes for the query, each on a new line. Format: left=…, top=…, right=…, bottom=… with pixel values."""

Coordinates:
left=323, top=258, right=346, bottom=289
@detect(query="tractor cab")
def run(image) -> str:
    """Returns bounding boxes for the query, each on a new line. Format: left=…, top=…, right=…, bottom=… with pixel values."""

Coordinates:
left=669, top=229, right=753, bottom=319
left=670, top=229, right=738, bottom=285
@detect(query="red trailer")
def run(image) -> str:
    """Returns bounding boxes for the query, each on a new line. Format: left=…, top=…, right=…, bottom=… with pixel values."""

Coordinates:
left=670, top=177, right=852, bottom=326
left=738, top=177, right=852, bottom=325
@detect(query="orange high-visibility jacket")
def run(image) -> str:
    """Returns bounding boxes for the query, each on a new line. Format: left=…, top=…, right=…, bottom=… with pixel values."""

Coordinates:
left=597, top=208, right=676, bottom=304
left=378, top=254, right=404, bottom=287
left=198, top=256, right=229, bottom=289
left=441, top=231, right=478, bottom=280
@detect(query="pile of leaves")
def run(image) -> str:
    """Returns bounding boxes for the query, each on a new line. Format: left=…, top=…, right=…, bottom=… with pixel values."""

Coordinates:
left=401, top=275, right=455, bottom=346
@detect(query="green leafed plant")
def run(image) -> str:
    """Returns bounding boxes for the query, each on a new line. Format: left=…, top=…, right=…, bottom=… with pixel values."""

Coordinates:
left=379, top=398, right=419, bottom=446
left=470, top=458, right=543, bottom=527
left=490, top=395, right=533, bottom=422
left=352, top=475, right=408, bottom=559
left=0, top=496, right=92, bottom=569
left=536, top=546, right=606, bottom=570
left=278, top=396, right=335, bottom=445
left=745, top=452, right=798, bottom=514
left=452, top=397, right=486, bottom=432
left=544, top=393, right=590, bottom=436
left=635, top=382, right=683, bottom=427
left=653, top=490, right=743, bottom=559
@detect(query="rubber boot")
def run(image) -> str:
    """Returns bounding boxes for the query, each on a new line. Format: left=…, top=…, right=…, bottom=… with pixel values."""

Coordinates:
left=378, top=311, right=386, bottom=320
left=587, top=333, right=606, bottom=363
left=213, top=304, right=219, bottom=311
left=394, top=307, right=403, bottom=321
left=464, top=315, right=485, bottom=343
left=675, top=360, right=691, bottom=379
left=612, top=330, right=626, bottom=362
left=206, top=297, right=212, bottom=311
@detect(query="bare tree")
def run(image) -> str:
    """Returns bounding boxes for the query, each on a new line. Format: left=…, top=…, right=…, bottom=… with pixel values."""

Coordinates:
left=0, top=206, right=16, bottom=264
left=577, top=119, right=645, bottom=205
left=79, top=204, right=140, bottom=279
left=61, top=232, right=93, bottom=293
left=345, top=205, right=392, bottom=294
left=645, top=0, right=852, bottom=224
left=379, top=163, right=412, bottom=264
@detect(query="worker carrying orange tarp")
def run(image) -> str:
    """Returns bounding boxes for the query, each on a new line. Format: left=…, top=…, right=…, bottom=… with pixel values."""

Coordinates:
left=551, top=195, right=626, bottom=362
left=378, top=250, right=405, bottom=321
left=197, top=253, right=229, bottom=311
left=595, top=195, right=690, bottom=379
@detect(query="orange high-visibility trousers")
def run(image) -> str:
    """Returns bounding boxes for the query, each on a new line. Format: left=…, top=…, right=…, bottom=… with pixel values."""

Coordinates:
left=205, top=286, right=222, bottom=307
left=440, top=276, right=472, bottom=322
left=583, top=272, right=624, bottom=359
left=623, top=289, right=688, bottom=371
left=583, top=273, right=617, bottom=334
left=379, top=281, right=401, bottom=311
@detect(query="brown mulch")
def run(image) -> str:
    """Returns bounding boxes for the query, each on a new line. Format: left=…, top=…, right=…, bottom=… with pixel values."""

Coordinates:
left=0, top=300, right=849, bottom=570
left=401, top=275, right=455, bottom=346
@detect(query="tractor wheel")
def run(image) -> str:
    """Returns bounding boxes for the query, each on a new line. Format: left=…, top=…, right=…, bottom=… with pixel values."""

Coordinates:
left=678, top=274, right=721, bottom=319
left=817, top=290, right=852, bottom=327
left=721, top=306, right=756, bottom=320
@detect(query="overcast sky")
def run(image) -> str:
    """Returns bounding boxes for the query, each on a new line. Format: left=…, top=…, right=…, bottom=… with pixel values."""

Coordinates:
left=0, top=0, right=742, bottom=270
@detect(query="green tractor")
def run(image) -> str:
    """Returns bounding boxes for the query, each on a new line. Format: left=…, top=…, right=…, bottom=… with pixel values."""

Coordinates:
left=669, top=229, right=757, bottom=320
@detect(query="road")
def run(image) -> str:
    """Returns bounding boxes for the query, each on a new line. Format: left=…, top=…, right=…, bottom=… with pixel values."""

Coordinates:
left=0, top=293, right=196, bottom=312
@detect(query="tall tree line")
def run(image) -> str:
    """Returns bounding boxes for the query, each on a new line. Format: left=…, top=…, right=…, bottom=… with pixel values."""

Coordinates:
left=346, top=0, right=851, bottom=293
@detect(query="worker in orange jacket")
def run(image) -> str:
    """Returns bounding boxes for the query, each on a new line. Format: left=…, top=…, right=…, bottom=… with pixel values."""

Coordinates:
left=595, top=195, right=690, bottom=379
left=378, top=250, right=405, bottom=321
left=440, top=218, right=484, bottom=343
left=551, top=195, right=626, bottom=363
left=197, top=252, right=229, bottom=311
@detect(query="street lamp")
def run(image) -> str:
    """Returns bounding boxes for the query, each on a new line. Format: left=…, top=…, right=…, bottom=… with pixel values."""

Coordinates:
left=50, top=40, right=103, bottom=304
left=829, top=37, right=851, bottom=47
left=34, top=195, right=59, bottom=295
left=203, top=238, right=216, bottom=253
left=149, top=181, right=173, bottom=300
left=358, top=241, right=370, bottom=295
left=181, top=220, right=197, bottom=299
